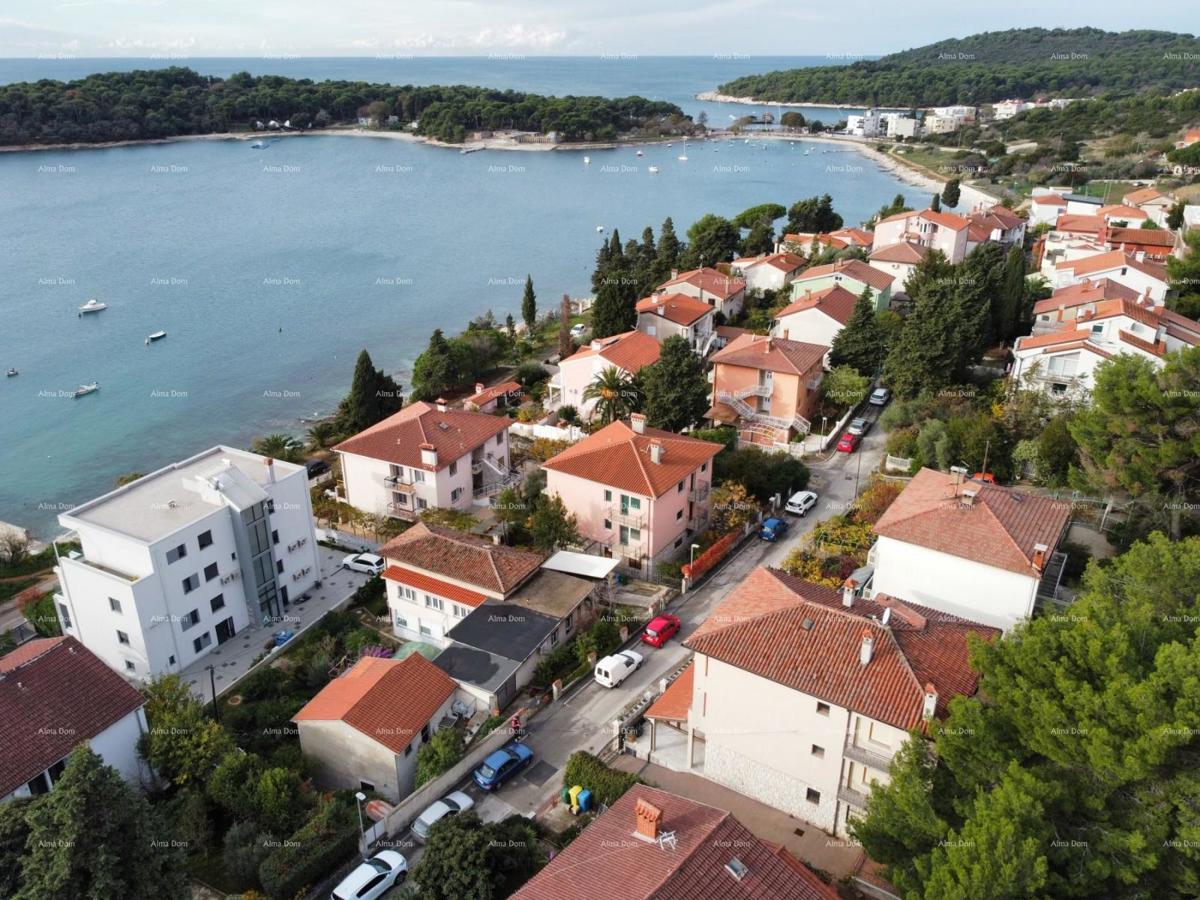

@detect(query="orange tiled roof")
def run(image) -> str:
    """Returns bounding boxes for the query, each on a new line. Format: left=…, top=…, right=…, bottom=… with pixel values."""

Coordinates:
left=1014, top=331, right=1113, bottom=356
left=293, top=654, right=456, bottom=755
left=635, top=293, right=714, bottom=326
left=1032, top=278, right=1142, bottom=316
left=1106, top=226, right=1175, bottom=249
left=659, top=267, right=746, bottom=301
left=335, top=402, right=510, bottom=471
left=1056, top=250, right=1168, bottom=281
left=1097, top=204, right=1149, bottom=220
left=775, top=284, right=859, bottom=324
left=561, top=330, right=662, bottom=373
left=877, top=208, right=970, bottom=231
left=383, top=565, right=489, bottom=608
left=873, top=468, right=1071, bottom=576
left=379, top=522, right=544, bottom=596
left=830, top=227, right=875, bottom=246
left=1055, top=213, right=1105, bottom=235
left=1123, top=186, right=1166, bottom=206
left=465, top=381, right=521, bottom=407
left=543, top=419, right=722, bottom=499
left=1032, top=193, right=1066, bottom=206
left=710, top=332, right=828, bottom=376
left=645, top=661, right=693, bottom=721
left=795, top=258, right=894, bottom=292
left=869, top=241, right=929, bottom=265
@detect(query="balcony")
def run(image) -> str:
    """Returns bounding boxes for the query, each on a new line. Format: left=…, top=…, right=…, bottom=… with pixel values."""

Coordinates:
left=688, top=512, right=708, bottom=531
left=837, top=784, right=868, bottom=809
left=843, top=739, right=895, bottom=772
left=384, top=472, right=416, bottom=493
left=688, top=484, right=710, bottom=503
left=386, top=502, right=419, bottom=521
left=608, top=504, right=647, bottom=528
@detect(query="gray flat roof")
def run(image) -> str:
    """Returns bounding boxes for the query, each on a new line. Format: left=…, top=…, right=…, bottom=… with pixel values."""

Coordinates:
left=508, top=570, right=594, bottom=619
left=62, top=446, right=304, bottom=543
left=433, top=644, right=520, bottom=693
left=541, top=551, right=620, bottom=580
left=446, top=602, right=559, bottom=662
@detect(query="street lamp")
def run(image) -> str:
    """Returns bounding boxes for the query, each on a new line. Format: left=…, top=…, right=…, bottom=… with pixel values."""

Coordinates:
left=205, top=665, right=219, bottom=722
left=354, top=791, right=368, bottom=860
left=690, top=543, right=700, bottom=565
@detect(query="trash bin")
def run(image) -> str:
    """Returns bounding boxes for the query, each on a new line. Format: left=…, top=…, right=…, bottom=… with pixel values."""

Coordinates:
left=568, top=784, right=584, bottom=812
left=577, top=789, right=593, bottom=813
left=560, top=786, right=571, bottom=805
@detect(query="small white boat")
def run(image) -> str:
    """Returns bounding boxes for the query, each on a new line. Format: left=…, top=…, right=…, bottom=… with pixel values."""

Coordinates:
left=6, top=368, right=17, bottom=377
left=78, top=298, right=107, bottom=315
left=250, top=140, right=266, bottom=149
left=145, top=330, right=167, bottom=345
left=677, top=154, right=688, bottom=161
left=73, top=382, right=99, bottom=398
left=635, top=150, right=644, bottom=156
left=584, top=156, right=591, bottom=164
left=459, top=146, right=482, bottom=155
left=648, top=165, right=659, bottom=173
left=595, top=225, right=605, bottom=232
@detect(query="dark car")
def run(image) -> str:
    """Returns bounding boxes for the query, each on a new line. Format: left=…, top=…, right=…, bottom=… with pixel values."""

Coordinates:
left=759, top=517, right=789, bottom=542
left=305, top=459, right=330, bottom=478
left=642, top=614, right=682, bottom=648
left=473, top=742, right=534, bottom=791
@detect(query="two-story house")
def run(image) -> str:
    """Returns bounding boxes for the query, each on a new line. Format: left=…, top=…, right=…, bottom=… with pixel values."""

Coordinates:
left=55, top=447, right=320, bottom=681
left=866, top=468, right=1072, bottom=630
left=680, top=567, right=998, bottom=837
left=708, top=333, right=826, bottom=447
left=871, top=208, right=970, bottom=263
left=1052, top=250, right=1170, bottom=301
left=729, top=250, right=806, bottom=293
left=635, top=293, right=715, bottom=353
left=772, top=285, right=858, bottom=347
left=789, top=259, right=893, bottom=312
left=965, top=204, right=1026, bottom=247
left=656, top=268, right=747, bottom=319
left=543, top=415, right=722, bottom=571
left=867, top=241, right=929, bottom=294
left=1031, top=278, right=1148, bottom=334
left=548, top=331, right=661, bottom=419
left=335, top=400, right=514, bottom=520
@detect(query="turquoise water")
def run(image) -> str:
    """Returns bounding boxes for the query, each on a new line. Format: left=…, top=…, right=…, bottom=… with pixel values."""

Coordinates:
left=0, top=59, right=908, bottom=537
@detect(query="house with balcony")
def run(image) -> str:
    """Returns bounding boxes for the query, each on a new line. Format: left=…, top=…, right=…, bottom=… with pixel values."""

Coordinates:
left=707, top=333, right=826, bottom=448
left=867, top=241, right=929, bottom=294
left=789, top=259, right=893, bottom=312
left=871, top=208, right=971, bottom=264
left=866, top=468, right=1073, bottom=631
left=674, top=566, right=997, bottom=837
left=965, top=204, right=1026, bottom=247
left=656, top=267, right=747, bottom=319
left=1051, top=250, right=1170, bottom=302
left=1031, top=278, right=1149, bottom=334
left=635, top=293, right=716, bottom=353
left=729, top=250, right=806, bottom=293
left=54, top=447, right=320, bottom=681
left=335, top=400, right=515, bottom=519
left=543, top=415, right=722, bottom=571
left=771, top=285, right=858, bottom=347
left=547, top=331, right=661, bottom=419
left=1, top=637, right=152, bottom=802
left=1099, top=224, right=1176, bottom=262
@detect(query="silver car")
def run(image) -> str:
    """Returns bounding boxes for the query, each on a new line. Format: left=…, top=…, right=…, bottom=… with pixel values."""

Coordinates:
left=411, top=790, right=475, bottom=842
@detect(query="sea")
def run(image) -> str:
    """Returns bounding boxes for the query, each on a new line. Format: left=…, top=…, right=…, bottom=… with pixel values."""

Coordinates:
left=0, top=56, right=912, bottom=538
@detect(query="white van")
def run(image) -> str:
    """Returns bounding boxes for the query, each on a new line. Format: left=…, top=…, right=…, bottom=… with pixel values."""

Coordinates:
left=594, top=650, right=644, bottom=688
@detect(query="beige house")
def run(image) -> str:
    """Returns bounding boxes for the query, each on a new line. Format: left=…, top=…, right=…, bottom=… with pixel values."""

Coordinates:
left=635, top=293, right=715, bottom=353
left=656, top=267, right=747, bottom=319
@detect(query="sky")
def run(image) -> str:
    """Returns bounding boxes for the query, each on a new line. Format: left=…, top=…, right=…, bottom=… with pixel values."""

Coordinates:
left=0, top=1, right=1194, bottom=58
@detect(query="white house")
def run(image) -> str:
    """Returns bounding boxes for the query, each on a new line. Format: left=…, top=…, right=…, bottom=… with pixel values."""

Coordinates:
left=1052, top=250, right=1170, bottom=302
left=678, top=567, right=997, bottom=837
left=965, top=204, right=1026, bottom=247
left=772, top=284, right=859, bottom=347
left=991, top=99, right=1030, bottom=120
left=635, top=293, right=716, bottom=353
left=1123, top=187, right=1177, bottom=226
left=1029, top=191, right=1068, bottom=227
left=55, top=447, right=320, bottom=681
left=336, top=401, right=514, bottom=519
left=729, top=251, right=806, bottom=293
left=866, top=468, right=1072, bottom=631
left=871, top=208, right=971, bottom=263
left=1, top=636, right=151, bottom=802
left=867, top=241, right=929, bottom=293
left=547, top=330, right=661, bottom=419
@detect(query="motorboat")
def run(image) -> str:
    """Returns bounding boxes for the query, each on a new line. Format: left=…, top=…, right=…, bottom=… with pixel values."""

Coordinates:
left=6, top=368, right=17, bottom=377
left=145, top=330, right=167, bottom=344
left=584, top=156, right=591, bottom=164
left=648, top=165, right=659, bottom=173
left=677, top=154, right=688, bottom=161
left=595, top=225, right=604, bottom=232
left=78, top=298, right=107, bottom=315
left=73, top=382, right=99, bottom=398
left=635, top=149, right=644, bottom=156
left=251, top=140, right=266, bottom=149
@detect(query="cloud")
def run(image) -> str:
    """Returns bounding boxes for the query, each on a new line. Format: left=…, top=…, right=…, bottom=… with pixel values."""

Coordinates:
left=467, top=24, right=567, bottom=50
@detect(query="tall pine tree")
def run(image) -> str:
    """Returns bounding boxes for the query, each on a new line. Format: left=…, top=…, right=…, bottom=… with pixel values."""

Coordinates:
left=336, top=349, right=403, bottom=433
left=829, top=287, right=884, bottom=376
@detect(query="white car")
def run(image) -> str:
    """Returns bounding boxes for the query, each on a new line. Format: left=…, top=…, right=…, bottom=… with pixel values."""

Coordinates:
left=331, top=849, right=407, bottom=900
left=785, top=490, right=819, bottom=517
left=594, top=650, right=643, bottom=688
left=570, top=323, right=587, bottom=337
left=342, top=552, right=385, bottom=575
left=411, top=790, right=475, bottom=842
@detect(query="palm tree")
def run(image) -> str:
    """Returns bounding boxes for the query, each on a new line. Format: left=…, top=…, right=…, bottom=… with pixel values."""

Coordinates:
left=306, top=421, right=339, bottom=451
left=251, top=433, right=303, bottom=463
left=583, top=366, right=642, bottom=426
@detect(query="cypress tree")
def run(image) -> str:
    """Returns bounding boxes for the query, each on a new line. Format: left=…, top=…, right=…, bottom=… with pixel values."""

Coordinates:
left=337, top=349, right=403, bottom=433
left=941, top=177, right=961, bottom=209
left=829, top=287, right=885, bottom=376
left=521, top=274, right=537, bottom=333
left=931, top=193, right=941, bottom=212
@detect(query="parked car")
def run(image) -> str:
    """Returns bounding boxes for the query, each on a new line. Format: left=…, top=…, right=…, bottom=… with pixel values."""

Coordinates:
left=836, top=432, right=860, bottom=453
left=304, top=458, right=331, bottom=479
left=594, top=650, right=644, bottom=688
left=641, top=614, right=681, bottom=648
left=868, top=387, right=891, bottom=406
left=331, top=849, right=407, bottom=900
left=570, top=323, right=588, bottom=337
left=411, top=790, right=475, bottom=842
left=759, top=517, right=789, bottom=542
left=473, top=742, right=534, bottom=791
left=784, top=490, right=819, bottom=517
left=846, top=417, right=871, bottom=437
left=342, top=552, right=385, bottom=575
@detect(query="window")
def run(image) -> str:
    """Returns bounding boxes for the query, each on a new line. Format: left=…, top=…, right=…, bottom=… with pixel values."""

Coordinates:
left=125, top=660, right=136, bottom=672
left=181, top=609, right=200, bottom=631
left=109, top=597, right=122, bottom=613
left=192, top=632, right=212, bottom=653
left=417, top=497, right=428, bottom=510
left=413, top=469, right=425, bottom=483
left=400, top=586, right=416, bottom=602
left=404, top=743, right=413, bottom=756
left=701, top=462, right=708, bottom=473
left=182, top=574, right=199, bottom=594
left=210, top=594, right=225, bottom=612
left=117, top=630, right=130, bottom=645
left=816, top=702, right=830, bottom=716
left=811, top=744, right=825, bottom=758
left=676, top=509, right=683, bottom=521
left=620, top=526, right=641, bottom=545
left=425, top=595, right=444, bottom=611
left=674, top=536, right=683, bottom=548
left=359, top=780, right=375, bottom=792
left=197, top=530, right=213, bottom=549
left=806, top=788, right=821, bottom=805
left=677, top=481, right=684, bottom=493
left=276, top=560, right=284, bottom=574
left=1090, top=323, right=1104, bottom=334
left=168, top=655, right=175, bottom=666
left=272, top=529, right=279, bottom=545
left=453, top=604, right=468, bottom=618
left=550, top=629, right=559, bottom=646
left=603, top=518, right=612, bottom=530
left=496, top=433, right=504, bottom=445
left=565, top=611, right=574, bottom=633
left=419, top=624, right=432, bottom=636
left=449, top=461, right=458, bottom=476
left=204, top=562, right=219, bottom=582
left=58, top=603, right=72, bottom=629
left=626, top=496, right=642, bottom=511
left=395, top=613, right=408, bottom=629
left=603, top=489, right=612, bottom=502
left=451, top=487, right=463, bottom=503
left=166, top=544, right=187, bottom=563
left=421, top=723, right=431, bottom=742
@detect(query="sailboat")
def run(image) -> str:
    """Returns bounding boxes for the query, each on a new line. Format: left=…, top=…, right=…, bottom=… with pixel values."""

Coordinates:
left=648, top=165, right=659, bottom=173
left=677, top=154, right=688, bottom=161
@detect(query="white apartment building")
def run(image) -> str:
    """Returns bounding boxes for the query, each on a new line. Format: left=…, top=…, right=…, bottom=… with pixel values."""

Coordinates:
left=55, top=447, right=320, bottom=681
left=872, top=208, right=970, bottom=264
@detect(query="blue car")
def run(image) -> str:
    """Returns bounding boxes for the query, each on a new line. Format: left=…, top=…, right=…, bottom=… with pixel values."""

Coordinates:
left=759, top=517, right=789, bottom=542
left=473, top=742, right=534, bottom=791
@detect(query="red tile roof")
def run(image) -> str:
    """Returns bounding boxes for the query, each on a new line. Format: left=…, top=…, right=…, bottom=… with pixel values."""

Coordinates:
left=878, top=208, right=969, bottom=231
left=379, top=522, right=544, bottom=596
left=710, top=332, right=828, bottom=376
left=513, top=784, right=838, bottom=900
left=1032, top=278, right=1142, bottom=316
left=0, top=637, right=146, bottom=798
left=562, top=330, right=662, bottom=373
left=1032, top=193, right=1066, bottom=206
left=733, top=251, right=806, bottom=274
left=293, top=654, right=456, bottom=754
left=383, top=565, right=489, bottom=608
left=659, top=267, right=746, bottom=301
left=543, top=419, right=722, bottom=499
left=636, top=293, right=715, bottom=327
left=1123, top=186, right=1166, bottom=206
left=775, top=284, right=859, bottom=325
left=1055, top=213, right=1105, bottom=235
left=1097, top=204, right=1149, bottom=220
left=1056, top=250, right=1168, bottom=281
left=334, top=402, right=510, bottom=471
left=830, top=227, right=875, bottom=246
left=873, top=468, right=1071, bottom=576
left=784, top=232, right=849, bottom=250
left=645, top=662, right=693, bottom=721
left=794, top=258, right=894, bottom=293
left=1014, top=331, right=1113, bottom=356
left=869, top=241, right=929, bottom=264
left=465, top=381, right=522, bottom=408
left=684, top=568, right=997, bottom=730
left=1105, top=226, right=1176, bottom=249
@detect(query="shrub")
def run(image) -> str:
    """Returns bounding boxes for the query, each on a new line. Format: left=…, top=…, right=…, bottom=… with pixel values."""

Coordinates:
left=532, top=639, right=578, bottom=689
left=415, top=727, right=466, bottom=788
left=657, top=561, right=684, bottom=583
left=258, top=800, right=357, bottom=900
left=223, top=821, right=276, bottom=886
left=209, top=751, right=265, bottom=816
left=255, top=767, right=308, bottom=837
left=557, top=404, right=579, bottom=426
left=343, top=628, right=379, bottom=658
left=351, top=576, right=387, bottom=616
left=562, top=752, right=640, bottom=807
left=515, top=361, right=550, bottom=390
left=575, top=618, right=620, bottom=668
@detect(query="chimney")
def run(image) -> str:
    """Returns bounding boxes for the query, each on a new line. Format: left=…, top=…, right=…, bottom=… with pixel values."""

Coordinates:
left=630, top=413, right=646, bottom=434
left=419, top=443, right=438, bottom=467
left=949, top=465, right=967, bottom=485
left=923, top=683, right=938, bottom=719
left=859, top=630, right=874, bottom=666
left=264, top=456, right=276, bottom=483
left=634, top=798, right=662, bottom=841
left=841, top=578, right=855, bottom=608
left=961, top=488, right=977, bottom=507
left=1032, top=543, right=1049, bottom=571
left=435, top=397, right=448, bottom=413
left=670, top=268, right=679, bottom=280
left=649, top=440, right=664, bottom=465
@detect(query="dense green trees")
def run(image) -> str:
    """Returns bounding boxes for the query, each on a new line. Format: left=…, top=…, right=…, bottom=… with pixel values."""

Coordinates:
left=784, top=194, right=843, bottom=236
left=855, top=533, right=1200, bottom=898
left=410, top=324, right=514, bottom=401
left=0, top=68, right=691, bottom=146
left=714, top=447, right=810, bottom=503
left=140, top=675, right=235, bottom=787
left=335, top=349, right=403, bottom=433
left=415, top=727, right=466, bottom=788
left=829, top=287, right=885, bottom=375
left=414, top=812, right=545, bottom=900
left=583, top=367, right=642, bottom=425
left=591, top=230, right=639, bottom=338
left=680, top=214, right=741, bottom=268
left=940, top=177, right=961, bottom=209
left=1167, top=229, right=1200, bottom=319
left=642, top=335, right=710, bottom=432
left=528, top=493, right=581, bottom=552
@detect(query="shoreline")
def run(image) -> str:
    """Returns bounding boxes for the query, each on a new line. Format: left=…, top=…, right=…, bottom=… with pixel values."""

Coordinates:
left=696, top=90, right=910, bottom=112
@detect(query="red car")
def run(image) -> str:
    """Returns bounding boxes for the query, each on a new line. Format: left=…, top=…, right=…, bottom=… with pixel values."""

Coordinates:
left=641, top=614, right=682, bottom=648
left=836, top=432, right=860, bottom=453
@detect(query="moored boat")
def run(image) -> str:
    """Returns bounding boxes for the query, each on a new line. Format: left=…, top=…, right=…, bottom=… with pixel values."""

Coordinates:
left=145, top=330, right=167, bottom=345
left=6, top=368, right=17, bottom=377
left=78, top=298, right=107, bottom=315
left=73, top=382, right=99, bottom=398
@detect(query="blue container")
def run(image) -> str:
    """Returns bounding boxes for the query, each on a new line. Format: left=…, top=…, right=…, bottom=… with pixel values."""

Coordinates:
left=577, top=789, right=593, bottom=813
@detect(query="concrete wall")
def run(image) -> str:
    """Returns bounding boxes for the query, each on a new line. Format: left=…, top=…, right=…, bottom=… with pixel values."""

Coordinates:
left=774, top=309, right=843, bottom=347
left=89, top=706, right=151, bottom=788
left=299, top=719, right=406, bottom=801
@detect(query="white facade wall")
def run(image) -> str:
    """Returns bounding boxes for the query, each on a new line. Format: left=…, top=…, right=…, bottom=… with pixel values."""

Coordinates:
left=1052, top=264, right=1169, bottom=302
left=868, top=258, right=920, bottom=293
left=339, top=451, right=441, bottom=518
left=772, top=308, right=844, bottom=347
left=388, top=579, right=479, bottom=646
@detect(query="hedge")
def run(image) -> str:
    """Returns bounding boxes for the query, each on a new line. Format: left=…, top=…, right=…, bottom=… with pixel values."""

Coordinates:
left=562, top=751, right=640, bottom=807
left=258, top=802, right=358, bottom=899
left=350, top=576, right=387, bottom=617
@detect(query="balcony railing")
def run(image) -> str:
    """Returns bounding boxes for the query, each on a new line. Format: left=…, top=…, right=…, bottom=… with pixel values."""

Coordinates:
left=384, top=472, right=416, bottom=491
left=608, top=504, right=647, bottom=528
left=688, top=484, right=710, bottom=503
left=837, top=784, right=869, bottom=809
left=386, top=502, right=419, bottom=521
left=843, top=739, right=895, bottom=772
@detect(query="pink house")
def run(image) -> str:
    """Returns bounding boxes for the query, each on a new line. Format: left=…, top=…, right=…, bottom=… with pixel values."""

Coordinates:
left=547, top=331, right=661, bottom=420
left=543, top=415, right=722, bottom=571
